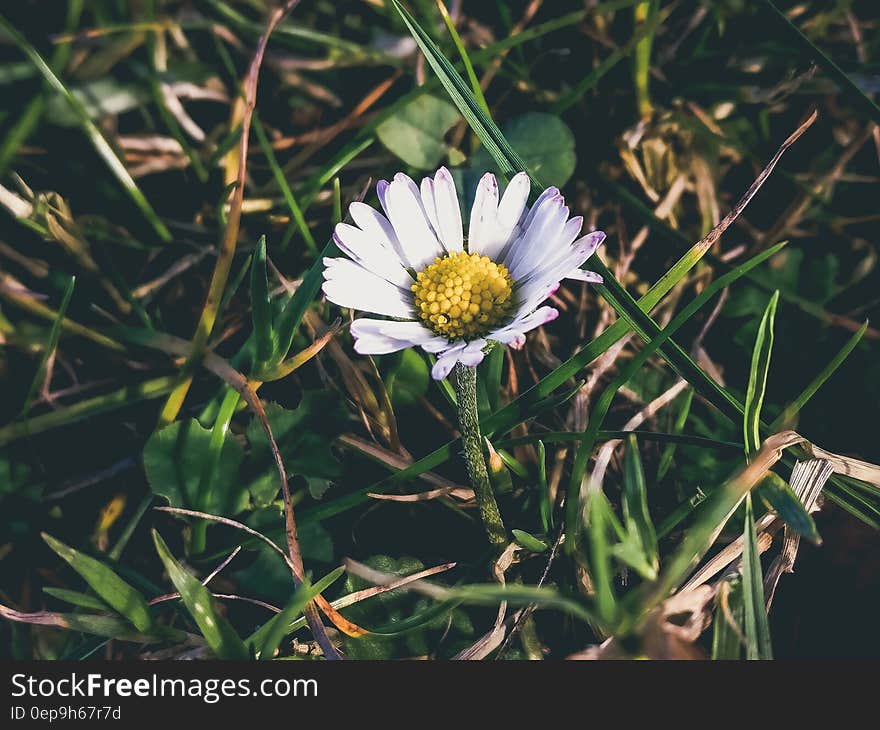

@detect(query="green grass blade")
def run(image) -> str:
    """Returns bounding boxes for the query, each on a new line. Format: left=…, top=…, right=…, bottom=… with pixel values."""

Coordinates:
left=657, top=387, right=694, bottom=481
left=247, top=566, right=345, bottom=660
left=623, top=434, right=659, bottom=572
left=744, top=291, right=779, bottom=455
left=0, top=15, right=171, bottom=241
left=757, top=472, right=820, bottom=544
left=253, top=113, right=318, bottom=255
left=711, top=577, right=744, bottom=660
left=390, top=0, right=531, bottom=181
left=20, top=276, right=75, bottom=417
left=741, top=495, right=773, bottom=659
left=250, top=235, right=276, bottom=366
left=42, top=533, right=153, bottom=633
left=151, top=529, right=248, bottom=659
left=42, top=587, right=110, bottom=612
left=434, top=0, right=490, bottom=115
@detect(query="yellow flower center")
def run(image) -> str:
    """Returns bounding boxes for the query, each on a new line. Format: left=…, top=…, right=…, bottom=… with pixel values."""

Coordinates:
left=411, top=251, right=515, bottom=340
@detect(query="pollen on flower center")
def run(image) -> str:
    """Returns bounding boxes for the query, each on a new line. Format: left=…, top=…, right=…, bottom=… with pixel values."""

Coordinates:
left=411, top=251, right=515, bottom=340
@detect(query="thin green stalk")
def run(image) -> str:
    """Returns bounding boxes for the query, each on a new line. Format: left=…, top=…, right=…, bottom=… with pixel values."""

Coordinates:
left=453, top=363, right=507, bottom=554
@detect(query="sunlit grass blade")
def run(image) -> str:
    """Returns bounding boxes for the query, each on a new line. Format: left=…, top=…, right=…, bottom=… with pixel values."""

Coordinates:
left=151, top=529, right=249, bottom=659
left=434, top=0, right=490, bottom=115
left=744, top=291, right=779, bottom=455
left=42, top=533, right=154, bottom=633
left=741, top=495, right=773, bottom=659
left=586, top=492, right=619, bottom=628
left=390, top=0, right=530, bottom=181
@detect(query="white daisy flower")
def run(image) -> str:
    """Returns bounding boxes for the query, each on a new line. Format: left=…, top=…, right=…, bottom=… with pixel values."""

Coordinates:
left=322, top=168, right=606, bottom=380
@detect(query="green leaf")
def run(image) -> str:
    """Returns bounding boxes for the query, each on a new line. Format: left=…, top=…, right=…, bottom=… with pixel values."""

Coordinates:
left=250, top=235, right=276, bottom=366
left=743, top=291, right=779, bottom=455
left=471, top=113, right=577, bottom=187
left=711, top=576, right=744, bottom=660
left=385, top=349, right=430, bottom=409
left=756, top=472, right=820, bottom=544
left=657, top=387, right=694, bottom=481
left=536, top=440, right=552, bottom=532
left=143, top=418, right=248, bottom=516
left=586, top=492, right=619, bottom=628
left=512, top=529, right=549, bottom=553
left=622, top=434, right=659, bottom=576
left=244, top=396, right=342, bottom=507
left=151, top=529, right=249, bottom=659
left=741, top=495, right=773, bottom=660
left=42, top=587, right=110, bottom=612
left=376, top=94, right=460, bottom=169
left=247, top=566, right=345, bottom=659
left=42, top=533, right=153, bottom=633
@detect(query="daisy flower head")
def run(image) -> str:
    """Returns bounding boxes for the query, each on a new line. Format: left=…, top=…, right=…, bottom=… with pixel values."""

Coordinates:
left=322, top=168, right=606, bottom=379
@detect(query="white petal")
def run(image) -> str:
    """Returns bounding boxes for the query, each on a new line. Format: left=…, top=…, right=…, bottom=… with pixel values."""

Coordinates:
left=333, top=223, right=412, bottom=289
left=506, top=194, right=569, bottom=280
left=520, top=186, right=560, bottom=230
left=323, top=258, right=413, bottom=318
left=566, top=269, right=603, bottom=283
left=348, top=201, right=407, bottom=264
left=419, top=177, right=441, bottom=236
left=519, top=230, right=605, bottom=289
left=432, top=167, right=463, bottom=253
left=385, top=174, right=443, bottom=270
left=488, top=172, right=531, bottom=260
left=490, top=307, right=559, bottom=349
left=351, top=318, right=446, bottom=350
left=430, top=339, right=487, bottom=380
left=466, top=173, right=499, bottom=255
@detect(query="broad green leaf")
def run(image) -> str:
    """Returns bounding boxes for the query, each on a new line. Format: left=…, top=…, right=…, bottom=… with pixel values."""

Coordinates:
left=536, top=440, right=552, bottom=532
left=244, top=396, right=342, bottom=507
left=743, top=291, right=779, bottom=455
left=741, top=495, right=773, bottom=660
left=143, top=418, right=248, bottom=516
left=471, top=113, right=576, bottom=187
left=151, top=529, right=248, bottom=659
left=756, top=472, right=820, bottom=544
left=376, top=94, right=460, bottom=169
left=42, top=533, right=153, bottom=633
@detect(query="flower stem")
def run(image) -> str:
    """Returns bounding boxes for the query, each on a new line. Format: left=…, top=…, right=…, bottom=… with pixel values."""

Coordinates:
left=453, top=363, right=507, bottom=553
